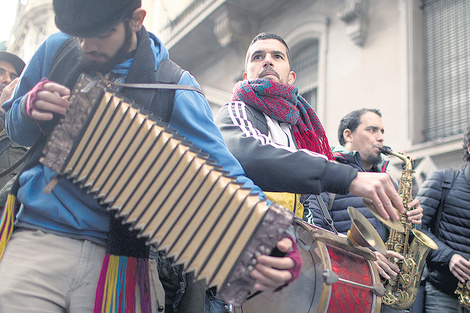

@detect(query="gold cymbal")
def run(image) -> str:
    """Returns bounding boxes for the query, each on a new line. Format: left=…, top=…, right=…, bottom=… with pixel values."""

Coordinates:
left=362, top=197, right=405, bottom=233
left=347, top=206, right=387, bottom=255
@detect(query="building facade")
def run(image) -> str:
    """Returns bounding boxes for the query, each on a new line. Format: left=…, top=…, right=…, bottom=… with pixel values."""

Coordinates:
left=6, top=0, right=470, bottom=187
left=7, top=0, right=57, bottom=62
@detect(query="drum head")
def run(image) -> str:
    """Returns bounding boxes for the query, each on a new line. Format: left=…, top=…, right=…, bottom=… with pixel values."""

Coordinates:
left=234, top=224, right=326, bottom=313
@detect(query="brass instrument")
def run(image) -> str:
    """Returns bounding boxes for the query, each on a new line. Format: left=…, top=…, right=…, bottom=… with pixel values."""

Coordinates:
left=374, top=146, right=438, bottom=310
left=455, top=261, right=470, bottom=310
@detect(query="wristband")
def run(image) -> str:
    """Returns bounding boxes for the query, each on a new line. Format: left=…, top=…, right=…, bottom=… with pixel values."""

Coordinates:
left=274, top=236, right=302, bottom=291
left=26, top=78, right=50, bottom=119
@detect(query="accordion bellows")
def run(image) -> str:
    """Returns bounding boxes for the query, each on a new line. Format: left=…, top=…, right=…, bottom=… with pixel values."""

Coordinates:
left=40, top=74, right=293, bottom=305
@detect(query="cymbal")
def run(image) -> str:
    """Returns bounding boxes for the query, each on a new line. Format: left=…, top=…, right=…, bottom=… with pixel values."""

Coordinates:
left=362, top=197, right=405, bottom=233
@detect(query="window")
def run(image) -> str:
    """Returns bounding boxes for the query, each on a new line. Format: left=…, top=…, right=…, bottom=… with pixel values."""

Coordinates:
left=423, top=0, right=470, bottom=141
left=291, top=39, right=319, bottom=110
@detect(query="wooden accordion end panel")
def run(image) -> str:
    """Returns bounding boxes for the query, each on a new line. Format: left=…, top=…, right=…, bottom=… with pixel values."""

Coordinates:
left=39, top=74, right=293, bottom=306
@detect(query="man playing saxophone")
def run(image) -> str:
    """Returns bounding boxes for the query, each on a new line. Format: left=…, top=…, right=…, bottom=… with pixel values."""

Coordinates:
left=307, top=108, right=424, bottom=313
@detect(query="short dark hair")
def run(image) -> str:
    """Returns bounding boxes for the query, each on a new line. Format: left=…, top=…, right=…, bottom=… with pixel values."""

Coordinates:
left=463, top=124, right=470, bottom=162
left=245, top=32, right=292, bottom=68
left=337, top=108, right=382, bottom=146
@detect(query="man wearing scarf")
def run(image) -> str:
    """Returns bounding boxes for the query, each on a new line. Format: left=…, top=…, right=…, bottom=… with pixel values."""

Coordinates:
left=216, top=32, right=403, bottom=218
left=214, top=32, right=405, bottom=312
left=0, top=4, right=298, bottom=312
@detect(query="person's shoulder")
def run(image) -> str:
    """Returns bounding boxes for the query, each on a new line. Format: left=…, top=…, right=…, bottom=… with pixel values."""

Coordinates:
left=146, top=30, right=159, bottom=42
left=42, top=32, right=72, bottom=46
left=419, top=168, right=452, bottom=191
left=427, top=168, right=451, bottom=181
left=178, top=70, right=200, bottom=88
left=48, top=32, right=71, bottom=40
left=33, top=32, right=73, bottom=61
left=332, top=147, right=354, bottom=164
left=226, top=100, right=264, bottom=119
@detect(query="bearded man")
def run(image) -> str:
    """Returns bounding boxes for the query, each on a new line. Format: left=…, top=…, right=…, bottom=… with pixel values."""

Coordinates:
left=0, top=4, right=298, bottom=313
left=216, top=33, right=404, bottom=222
left=213, top=32, right=405, bottom=313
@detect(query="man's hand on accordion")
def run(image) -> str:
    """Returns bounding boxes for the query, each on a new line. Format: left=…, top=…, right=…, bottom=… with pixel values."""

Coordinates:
left=250, top=237, right=302, bottom=292
left=25, top=79, right=71, bottom=121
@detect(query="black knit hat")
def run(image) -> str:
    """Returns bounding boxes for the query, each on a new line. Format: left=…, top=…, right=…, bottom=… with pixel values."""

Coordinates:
left=53, top=0, right=141, bottom=37
left=0, top=51, right=25, bottom=75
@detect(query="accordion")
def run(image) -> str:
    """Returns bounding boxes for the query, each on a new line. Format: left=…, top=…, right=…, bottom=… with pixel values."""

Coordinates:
left=39, top=74, right=293, bottom=305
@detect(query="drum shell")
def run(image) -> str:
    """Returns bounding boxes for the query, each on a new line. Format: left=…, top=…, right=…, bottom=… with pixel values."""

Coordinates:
left=234, top=222, right=382, bottom=313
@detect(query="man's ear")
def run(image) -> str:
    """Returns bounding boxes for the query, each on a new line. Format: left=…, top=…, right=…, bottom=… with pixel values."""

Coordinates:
left=288, top=71, right=296, bottom=85
left=343, top=129, right=353, bottom=143
left=130, top=8, right=146, bottom=32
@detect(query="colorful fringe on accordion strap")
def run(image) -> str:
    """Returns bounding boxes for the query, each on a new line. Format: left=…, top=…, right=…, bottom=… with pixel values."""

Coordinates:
left=94, top=255, right=151, bottom=313
left=0, top=194, right=16, bottom=260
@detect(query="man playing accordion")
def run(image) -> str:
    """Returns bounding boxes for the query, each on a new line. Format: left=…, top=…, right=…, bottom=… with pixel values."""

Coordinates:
left=0, top=2, right=300, bottom=312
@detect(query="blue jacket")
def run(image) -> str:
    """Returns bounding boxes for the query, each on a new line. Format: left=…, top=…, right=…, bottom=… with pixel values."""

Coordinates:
left=418, top=164, right=470, bottom=295
left=306, top=146, right=391, bottom=241
left=2, top=31, right=263, bottom=244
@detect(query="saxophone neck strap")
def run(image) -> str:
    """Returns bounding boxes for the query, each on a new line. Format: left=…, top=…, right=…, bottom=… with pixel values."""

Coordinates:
left=316, top=194, right=338, bottom=234
left=433, top=168, right=458, bottom=234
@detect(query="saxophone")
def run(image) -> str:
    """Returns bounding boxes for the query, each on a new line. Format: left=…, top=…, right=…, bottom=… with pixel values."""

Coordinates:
left=379, top=146, right=438, bottom=310
left=455, top=261, right=470, bottom=311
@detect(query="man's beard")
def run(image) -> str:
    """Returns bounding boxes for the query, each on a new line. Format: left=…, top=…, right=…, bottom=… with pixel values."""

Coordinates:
left=79, top=23, right=134, bottom=75
left=366, top=152, right=382, bottom=167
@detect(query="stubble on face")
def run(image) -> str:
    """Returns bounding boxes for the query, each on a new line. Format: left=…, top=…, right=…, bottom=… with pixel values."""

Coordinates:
left=244, top=39, right=293, bottom=84
left=364, top=151, right=382, bottom=167
left=79, top=22, right=134, bottom=75
left=259, top=65, right=280, bottom=81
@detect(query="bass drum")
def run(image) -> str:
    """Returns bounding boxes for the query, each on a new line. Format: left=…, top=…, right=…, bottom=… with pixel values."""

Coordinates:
left=234, top=220, right=383, bottom=313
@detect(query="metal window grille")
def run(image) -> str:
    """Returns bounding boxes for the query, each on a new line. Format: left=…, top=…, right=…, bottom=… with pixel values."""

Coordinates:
left=291, top=40, right=319, bottom=109
left=423, top=0, right=470, bottom=141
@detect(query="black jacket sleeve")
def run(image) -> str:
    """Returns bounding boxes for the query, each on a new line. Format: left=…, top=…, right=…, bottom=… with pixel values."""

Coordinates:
left=215, top=101, right=358, bottom=195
